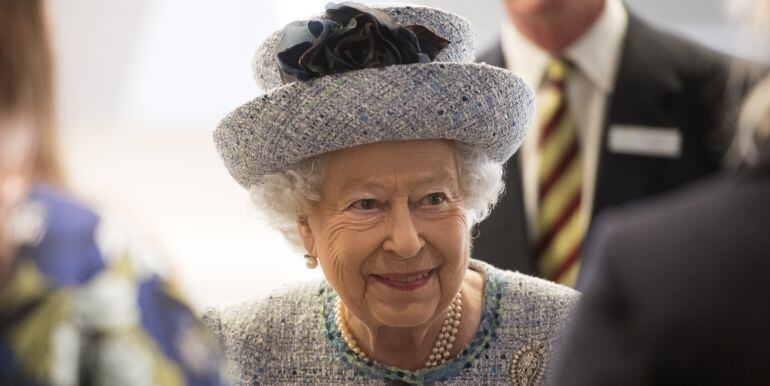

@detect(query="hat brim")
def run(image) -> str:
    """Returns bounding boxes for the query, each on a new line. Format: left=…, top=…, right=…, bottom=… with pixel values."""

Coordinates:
left=215, top=62, right=534, bottom=188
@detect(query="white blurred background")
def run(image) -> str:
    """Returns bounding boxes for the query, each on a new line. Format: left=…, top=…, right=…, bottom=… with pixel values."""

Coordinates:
left=48, top=0, right=770, bottom=309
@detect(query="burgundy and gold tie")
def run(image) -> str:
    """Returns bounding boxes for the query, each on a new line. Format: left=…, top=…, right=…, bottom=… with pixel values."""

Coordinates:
left=535, top=59, right=587, bottom=287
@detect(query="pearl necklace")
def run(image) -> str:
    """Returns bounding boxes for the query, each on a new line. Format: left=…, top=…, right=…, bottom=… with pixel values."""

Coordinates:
left=335, top=291, right=463, bottom=369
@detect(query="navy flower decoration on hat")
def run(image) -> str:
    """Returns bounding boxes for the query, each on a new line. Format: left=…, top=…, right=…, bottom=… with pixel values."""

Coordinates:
left=276, top=2, right=451, bottom=83
left=215, top=4, right=535, bottom=188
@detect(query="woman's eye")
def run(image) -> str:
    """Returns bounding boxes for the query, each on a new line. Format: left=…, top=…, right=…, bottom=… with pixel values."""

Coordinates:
left=350, top=199, right=379, bottom=210
left=420, top=192, right=447, bottom=206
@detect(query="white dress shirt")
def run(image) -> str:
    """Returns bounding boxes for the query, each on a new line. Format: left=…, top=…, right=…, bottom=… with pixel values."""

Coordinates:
left=499, top=0, right=629, bottom=239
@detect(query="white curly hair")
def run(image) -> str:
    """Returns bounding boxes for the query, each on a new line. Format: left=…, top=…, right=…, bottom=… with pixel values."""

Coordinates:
left=249, top=141, right=506, bottom=251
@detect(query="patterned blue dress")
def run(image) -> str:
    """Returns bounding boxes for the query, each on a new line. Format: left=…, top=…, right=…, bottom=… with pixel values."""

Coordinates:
left=0, top=184, right=225, bottom=386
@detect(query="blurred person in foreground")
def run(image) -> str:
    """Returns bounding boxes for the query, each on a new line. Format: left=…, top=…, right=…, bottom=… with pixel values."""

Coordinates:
left=203, top=3, right=578, bottom=384
left=0, top=1, right=224, bottom=384
left=551, top=1, right=770, bottom=383
left=474, top=0, right=752, bottom=286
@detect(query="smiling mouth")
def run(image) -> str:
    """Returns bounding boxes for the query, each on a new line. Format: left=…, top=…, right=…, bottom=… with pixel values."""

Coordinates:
left=372, top=269, right=435, bottom=290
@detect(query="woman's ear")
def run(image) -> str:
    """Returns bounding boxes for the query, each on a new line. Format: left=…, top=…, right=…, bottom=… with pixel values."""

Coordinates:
left=297, top=216, right=316, bottom=255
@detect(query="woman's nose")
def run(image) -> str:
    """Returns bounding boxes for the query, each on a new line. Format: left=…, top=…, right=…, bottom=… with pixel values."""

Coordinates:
left=382, top=203, right=425, bottom=259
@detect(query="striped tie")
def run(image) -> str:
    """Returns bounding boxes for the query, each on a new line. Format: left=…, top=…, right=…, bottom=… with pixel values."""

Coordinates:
left=535, top=59, right=587, bottom=287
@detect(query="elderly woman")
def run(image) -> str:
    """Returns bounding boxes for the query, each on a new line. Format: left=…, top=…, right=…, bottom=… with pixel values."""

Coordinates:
left=205, top=3, right=578, bottom=384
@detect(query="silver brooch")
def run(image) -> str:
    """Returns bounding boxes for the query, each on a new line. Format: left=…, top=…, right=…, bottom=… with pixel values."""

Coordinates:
left=510, top=340, right=548, bottom=386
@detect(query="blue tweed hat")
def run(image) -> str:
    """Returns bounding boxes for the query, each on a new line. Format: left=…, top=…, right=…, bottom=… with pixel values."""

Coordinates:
left=215, top=3, right=534, bottom=188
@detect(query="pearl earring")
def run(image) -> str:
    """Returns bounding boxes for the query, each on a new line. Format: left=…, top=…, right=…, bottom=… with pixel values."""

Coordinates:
left=304, top=254, right=318, bottom=269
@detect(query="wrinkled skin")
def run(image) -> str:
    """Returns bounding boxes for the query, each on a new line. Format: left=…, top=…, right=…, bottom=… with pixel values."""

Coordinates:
left=298, top=139, right=483, bottom=369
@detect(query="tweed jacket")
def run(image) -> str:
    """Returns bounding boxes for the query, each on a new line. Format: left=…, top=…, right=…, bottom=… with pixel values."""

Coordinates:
left=203, top=260, right=578, bottom=385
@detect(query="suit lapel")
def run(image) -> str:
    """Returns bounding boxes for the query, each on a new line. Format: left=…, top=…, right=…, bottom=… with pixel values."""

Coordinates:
left=593, top=13, right=682, bottom=216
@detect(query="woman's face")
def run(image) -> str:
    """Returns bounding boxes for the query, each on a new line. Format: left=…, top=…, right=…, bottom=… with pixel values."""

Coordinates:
left=299, top=140, right=470, bottom=328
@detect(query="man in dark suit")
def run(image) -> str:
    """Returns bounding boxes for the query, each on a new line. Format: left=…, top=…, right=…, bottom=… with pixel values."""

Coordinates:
left=550, top=124, right=770, bottom=384
left=474, top=0, right=740, bottom=285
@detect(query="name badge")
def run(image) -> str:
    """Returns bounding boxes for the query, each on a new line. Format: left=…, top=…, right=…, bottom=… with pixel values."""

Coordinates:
left=607, top=125, right=682, bottom=158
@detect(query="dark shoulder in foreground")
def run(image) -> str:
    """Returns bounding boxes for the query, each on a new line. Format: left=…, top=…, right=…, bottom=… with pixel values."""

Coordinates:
left=559, top=146, right=770, bottom=385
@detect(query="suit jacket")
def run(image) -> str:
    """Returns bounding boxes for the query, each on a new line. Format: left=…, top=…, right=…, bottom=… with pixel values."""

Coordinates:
left=550, top=139, right=770, bottom=385
left=473, top=13, right=737, bottom=274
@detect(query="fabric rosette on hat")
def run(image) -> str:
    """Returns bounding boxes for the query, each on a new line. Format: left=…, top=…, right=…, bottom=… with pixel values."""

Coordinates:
left=215, top=2, right=534, bottom=188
